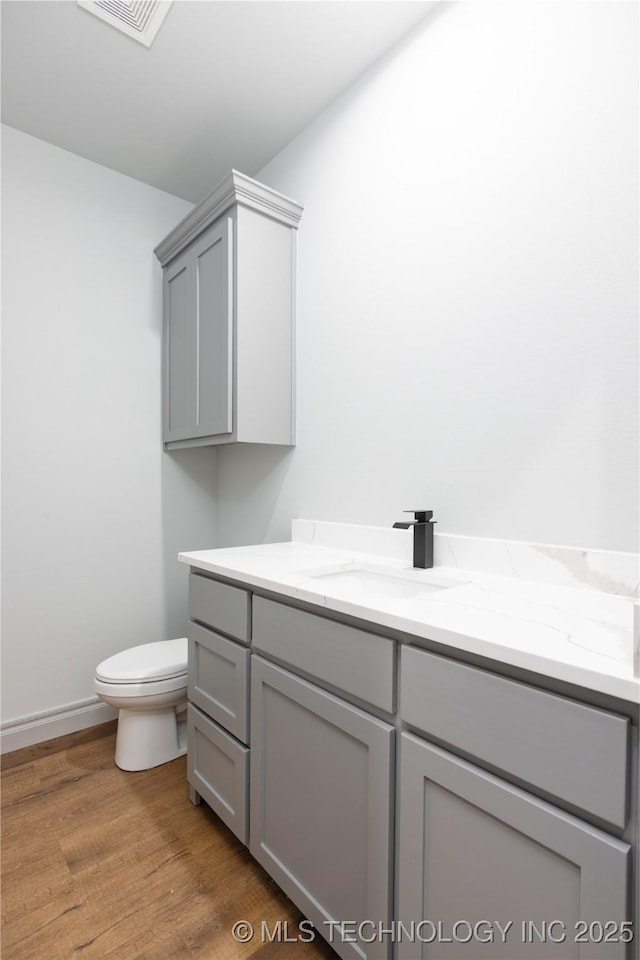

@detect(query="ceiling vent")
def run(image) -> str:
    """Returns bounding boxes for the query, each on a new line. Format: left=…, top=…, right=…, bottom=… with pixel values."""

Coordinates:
left=77, top=1, right=173, bottom=48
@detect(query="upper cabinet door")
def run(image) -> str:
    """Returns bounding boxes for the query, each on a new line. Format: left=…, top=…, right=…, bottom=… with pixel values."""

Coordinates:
left=191, top=218, right=233, bottom=439
left=163, top=250, right=193, bottom=443
left=162, top=219, right=233, bottom=444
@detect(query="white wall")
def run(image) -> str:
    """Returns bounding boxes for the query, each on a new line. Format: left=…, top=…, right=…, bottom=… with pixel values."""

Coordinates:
left=216, top=1, right=639, bottom=553
left=1, top=1, right=637, bottom=743
left=1, top=126, right=217, bottom=735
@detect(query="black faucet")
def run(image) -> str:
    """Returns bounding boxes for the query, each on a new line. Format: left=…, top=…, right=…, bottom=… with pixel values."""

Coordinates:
left=393, top=510, right=436, bottom=569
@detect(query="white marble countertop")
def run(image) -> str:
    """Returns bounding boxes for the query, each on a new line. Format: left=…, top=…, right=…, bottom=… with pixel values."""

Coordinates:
left=179, top=520, right=640, bottom=704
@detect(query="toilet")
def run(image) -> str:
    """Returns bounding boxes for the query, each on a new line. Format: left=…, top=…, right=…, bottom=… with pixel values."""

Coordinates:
left=94, top=637, right=189, bottom=771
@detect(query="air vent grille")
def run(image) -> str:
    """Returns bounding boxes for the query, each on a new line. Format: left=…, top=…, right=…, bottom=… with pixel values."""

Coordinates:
left=77, top=1, right=173, bottom=47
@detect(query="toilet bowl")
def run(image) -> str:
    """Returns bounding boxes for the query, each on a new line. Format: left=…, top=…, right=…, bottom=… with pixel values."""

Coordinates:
left=94, top=637, right=188, bottom=771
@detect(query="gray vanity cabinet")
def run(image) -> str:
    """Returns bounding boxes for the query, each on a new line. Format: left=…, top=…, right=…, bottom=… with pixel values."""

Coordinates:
left=186, top=574, right=251, bottom=843
left=397, top=734, right=631, bottom=960
left=182, top=571, right=637, bottom=955
left=250, top=655, right=394, bottom=960
left=155, top=170, right=303, bottom=450
left=397, top=645, right=633, bottom=959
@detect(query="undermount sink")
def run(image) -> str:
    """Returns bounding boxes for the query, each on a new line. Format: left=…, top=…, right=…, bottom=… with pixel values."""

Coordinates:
left=300, top=563, right=462, bottom=601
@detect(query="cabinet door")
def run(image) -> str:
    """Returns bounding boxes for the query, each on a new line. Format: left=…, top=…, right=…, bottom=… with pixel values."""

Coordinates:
left=188, top=622, right=249, bottom=743
left=250, top=656, right=394, bottom=960
left=187, top=704, right=248, bottom=843
left=397, top=733, right=631, bottom=960
left=190, top=218, right=233, bottom=439
left=163, top=249, right=193, bottom=442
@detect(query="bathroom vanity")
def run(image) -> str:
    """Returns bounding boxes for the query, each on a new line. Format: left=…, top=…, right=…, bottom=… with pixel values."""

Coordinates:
left=180, top=521, right=639, bottom=960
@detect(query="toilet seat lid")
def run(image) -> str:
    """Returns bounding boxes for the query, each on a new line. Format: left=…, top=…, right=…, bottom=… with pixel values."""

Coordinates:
left=96, top=638, right=188, bottom=683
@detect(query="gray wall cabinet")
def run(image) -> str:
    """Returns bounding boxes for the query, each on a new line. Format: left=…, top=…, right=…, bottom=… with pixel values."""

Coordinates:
left=250, top=655, right=394, bottom=960
left=155, top=170, right=303, bottom=449
left=162, top=220, right=232, bottom=444
left=183, top=571, right=637, bottom=959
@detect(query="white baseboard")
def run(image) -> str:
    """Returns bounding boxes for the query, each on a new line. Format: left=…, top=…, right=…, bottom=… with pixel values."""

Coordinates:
left=0, top=697, right=118, bottom=754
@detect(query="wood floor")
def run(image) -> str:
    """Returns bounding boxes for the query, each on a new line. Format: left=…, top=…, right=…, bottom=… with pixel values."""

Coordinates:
left=1, top=723, right=338, bottom=960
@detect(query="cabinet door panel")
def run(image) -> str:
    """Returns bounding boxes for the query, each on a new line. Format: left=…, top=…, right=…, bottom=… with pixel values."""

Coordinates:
left=250, top=656, right=393, bottom=960
left=187, top=704, right=248, bottom=843
left=163, top=253, right=192, bottom=442
left=397, top=733, right=631, bottom=960
left=192, top=218, right=232, bottom=438
left=189, top=622, right=249, bottom=743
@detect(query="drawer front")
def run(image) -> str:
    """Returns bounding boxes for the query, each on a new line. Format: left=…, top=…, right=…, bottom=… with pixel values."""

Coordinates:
left=400, top=646, right=629, bottom=830
left=189, top=622, right=249, bottom=743
left=189, top=572, right=250, bottom=643
left=187, top=704, right=249, bottom=843
left=252, top=596, right=395, bottom=712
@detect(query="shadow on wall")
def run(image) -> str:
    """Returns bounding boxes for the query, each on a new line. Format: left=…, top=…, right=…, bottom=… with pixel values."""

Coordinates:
left=215, top=444, right=296, bottom=547
left=161, top=447, right=217, bottom=640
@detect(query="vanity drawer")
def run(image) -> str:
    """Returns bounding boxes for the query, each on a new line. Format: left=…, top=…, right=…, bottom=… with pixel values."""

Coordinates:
left=189, top=622, right=250, bottom=743
left=187, top=704, right=249, bottom=844
left=252, top=597, right=395, bottom=712
left=189, top=572, right=250, bottom=643
left=400, top=646, right=629, bottom=830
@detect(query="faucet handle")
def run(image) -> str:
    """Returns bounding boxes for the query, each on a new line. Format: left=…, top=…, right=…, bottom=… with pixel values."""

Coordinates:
left=404, top=510, right=434, bottom=523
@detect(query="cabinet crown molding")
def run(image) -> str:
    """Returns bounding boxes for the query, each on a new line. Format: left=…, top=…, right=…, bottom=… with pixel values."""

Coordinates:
left=154, top=169, right=304, bottom=267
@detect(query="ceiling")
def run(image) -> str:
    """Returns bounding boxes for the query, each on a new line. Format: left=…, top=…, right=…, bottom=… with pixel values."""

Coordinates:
left=1, top=0, right=435, bottom=202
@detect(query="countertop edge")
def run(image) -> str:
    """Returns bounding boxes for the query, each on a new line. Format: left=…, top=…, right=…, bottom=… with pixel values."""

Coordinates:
left=179, top=552, right=640, bottom=705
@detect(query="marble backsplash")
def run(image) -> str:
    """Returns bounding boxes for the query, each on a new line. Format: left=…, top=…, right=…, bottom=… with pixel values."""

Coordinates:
left=292, top=519, right=640, bottom=599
